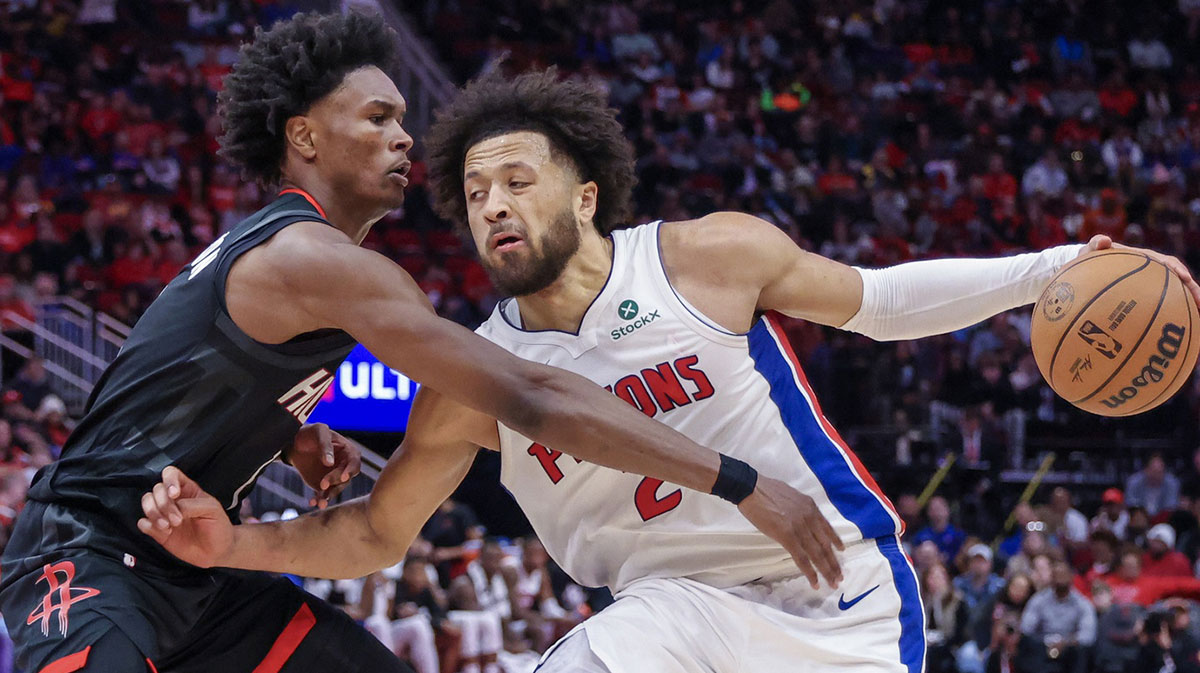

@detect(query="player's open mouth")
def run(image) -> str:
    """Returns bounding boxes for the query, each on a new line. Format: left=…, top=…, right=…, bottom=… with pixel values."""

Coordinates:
left=490, top=231, right=525, bottom=252
left=387, top=162, right=411, bottom=186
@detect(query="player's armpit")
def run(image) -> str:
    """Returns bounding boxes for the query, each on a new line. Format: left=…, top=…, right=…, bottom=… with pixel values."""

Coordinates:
left=660, top=213, right=864, bottom=331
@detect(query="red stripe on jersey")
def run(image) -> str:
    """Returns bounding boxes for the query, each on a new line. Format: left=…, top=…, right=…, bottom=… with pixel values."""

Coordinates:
left=763, top=312, right=901, bottom=529
left=278, top=188, right=328, bottom=219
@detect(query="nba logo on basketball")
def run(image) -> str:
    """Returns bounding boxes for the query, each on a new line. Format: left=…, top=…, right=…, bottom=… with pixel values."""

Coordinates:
left=1077, top=321, right=1122, bottom=359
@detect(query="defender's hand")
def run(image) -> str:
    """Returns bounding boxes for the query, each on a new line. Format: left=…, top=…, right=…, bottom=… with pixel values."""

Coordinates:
left=137, top=466, right=232, bottom=568
left=286, top=423, right=361, bottom=509
left=737, top=476, right=845, bottom=589
left=1083, top=235, right=1200, bottom=307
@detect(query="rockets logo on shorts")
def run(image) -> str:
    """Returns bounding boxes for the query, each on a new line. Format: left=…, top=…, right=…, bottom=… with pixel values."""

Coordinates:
left=26, top=561, right=101, bottom=637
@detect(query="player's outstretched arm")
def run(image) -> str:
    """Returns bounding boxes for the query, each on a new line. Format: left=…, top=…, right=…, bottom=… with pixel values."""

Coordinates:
left=662, top=213, right=1197, bottom=341
left=253, top=224, right=843, bottom=587
left=139, top=386, right=486, bottom=579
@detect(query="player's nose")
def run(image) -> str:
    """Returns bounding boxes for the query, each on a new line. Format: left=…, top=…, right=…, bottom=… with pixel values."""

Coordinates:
left=481, top=191, right=510, bottom=223
left=390, top=122, right=413, bottom=153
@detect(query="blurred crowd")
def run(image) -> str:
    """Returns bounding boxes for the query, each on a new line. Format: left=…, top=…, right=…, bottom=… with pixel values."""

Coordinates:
left=293, top=500, right=600, bottom=673
left=3, top=0, right=1200, bottom=670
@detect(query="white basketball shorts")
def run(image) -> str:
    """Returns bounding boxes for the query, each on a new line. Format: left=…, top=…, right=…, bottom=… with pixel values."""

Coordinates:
left=535, top=535, right=926, bottom=673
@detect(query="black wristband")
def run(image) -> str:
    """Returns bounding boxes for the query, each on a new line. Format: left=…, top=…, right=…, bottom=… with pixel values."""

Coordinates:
left=711, top=454, right=758, bottom=505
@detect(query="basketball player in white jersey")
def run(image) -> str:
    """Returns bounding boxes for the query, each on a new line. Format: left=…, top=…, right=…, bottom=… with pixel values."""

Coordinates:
left=138, top=69, right=1200, bottom=672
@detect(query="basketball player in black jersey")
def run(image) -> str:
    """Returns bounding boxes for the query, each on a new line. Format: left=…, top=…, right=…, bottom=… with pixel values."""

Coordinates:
left=0, top=12, right=844, bottom=673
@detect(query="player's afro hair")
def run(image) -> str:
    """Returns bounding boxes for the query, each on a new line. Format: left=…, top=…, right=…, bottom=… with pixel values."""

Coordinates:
left=426, top=67, right=637, bottom=236
left=218, top=12, right=399, bottom=185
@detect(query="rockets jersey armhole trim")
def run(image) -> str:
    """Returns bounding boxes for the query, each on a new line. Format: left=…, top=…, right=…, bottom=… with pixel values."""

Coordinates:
left=205, top=200, right=355, bottom=360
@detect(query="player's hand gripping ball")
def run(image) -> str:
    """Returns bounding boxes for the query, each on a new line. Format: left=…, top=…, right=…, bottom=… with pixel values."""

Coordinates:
left=1031, top=248, right=1200, bottom=416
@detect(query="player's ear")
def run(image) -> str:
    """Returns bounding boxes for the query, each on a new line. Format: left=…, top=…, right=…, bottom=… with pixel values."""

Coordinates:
left=284, top=115, right=318, bottom=161
left=577, top=181, right=598, bottom=225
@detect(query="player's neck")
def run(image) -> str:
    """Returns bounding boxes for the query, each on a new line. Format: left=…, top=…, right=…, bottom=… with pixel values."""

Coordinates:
left=515, top=234, right=613, bottom=332
left=278, top=178, right=384, bottom=244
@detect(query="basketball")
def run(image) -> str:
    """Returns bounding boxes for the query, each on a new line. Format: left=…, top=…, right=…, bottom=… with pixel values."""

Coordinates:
left=1031, top=248, right=1200, bottom=416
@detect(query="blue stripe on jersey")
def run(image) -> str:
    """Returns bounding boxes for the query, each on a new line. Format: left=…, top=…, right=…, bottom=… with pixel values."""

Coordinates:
left=877, top=535, right=927, bottom=673
left=746, top=320, right=897, bottom=540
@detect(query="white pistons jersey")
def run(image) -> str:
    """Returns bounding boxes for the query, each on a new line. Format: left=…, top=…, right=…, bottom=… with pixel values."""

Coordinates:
left=475, top=221, right=902, bottom=593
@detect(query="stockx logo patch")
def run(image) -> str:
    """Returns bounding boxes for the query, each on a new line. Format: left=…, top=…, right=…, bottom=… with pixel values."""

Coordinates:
left=612, top=299, right=659, bottom=340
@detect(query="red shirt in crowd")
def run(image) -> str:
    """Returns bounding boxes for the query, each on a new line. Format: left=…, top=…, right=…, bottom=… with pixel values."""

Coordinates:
left=1100, top=86, right=1138, bottom=117
left=81, top=104, right=121, bottom=141
left=1141, top=551, right=1194, bottom=578
left=1104, top=573, right=1200, bottom=606
left=0, top=297, right=34, bottom=330
left=983, top=172, right=1018, bottom=201
left=107, top=253, right=156, bottom=289
left=1079, top=205, right=1128, bottom=241
left=0, top=218, right=36, bottom=254
left=818, top=171, right=858, bottom=196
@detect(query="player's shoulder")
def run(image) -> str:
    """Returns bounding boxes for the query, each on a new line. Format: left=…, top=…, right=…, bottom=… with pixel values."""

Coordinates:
left=247, top=222, right=365, bottom=286
left=660, top=212, right=788, bottom=255
left=659, top=212, right=794, bottom=276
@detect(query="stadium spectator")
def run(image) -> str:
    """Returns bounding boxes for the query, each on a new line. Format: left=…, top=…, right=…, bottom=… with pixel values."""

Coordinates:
left=1019, top=560, right=1097, bottom=673
left=422, top=498, right=485, bottom=583
left=914, top=495, right=968, bottom=562
left=1047, top=487, right=1090, bottom=548
left=1108, top=549, right=1200, bottom=606
left=1092, top=590, right=1144, bottom=673
left=1093, top=489, right=1130, bottom=539
left=1133, top=603, right=1200, bottom=673
left=924, top=562, right=970, bottom=673
left=1126, top=453, right=1182, bottom=517
left=956, top=543, right=1006, bottom=615
left=1142, top=524, right=1193, bottom=577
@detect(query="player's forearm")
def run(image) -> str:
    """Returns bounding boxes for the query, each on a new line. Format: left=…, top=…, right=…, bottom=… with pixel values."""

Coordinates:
left=221, top=498, right=410, bottom=579
left=509, top=364, right=722, bottom=494
left=839, top=245, right=1084, bottom=341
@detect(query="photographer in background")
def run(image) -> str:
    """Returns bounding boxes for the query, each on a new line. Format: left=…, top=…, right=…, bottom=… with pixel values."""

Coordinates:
left=1134, top=603, right=1200, bottom=673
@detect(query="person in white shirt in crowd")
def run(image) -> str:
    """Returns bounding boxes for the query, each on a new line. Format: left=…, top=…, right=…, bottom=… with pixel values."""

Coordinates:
left=1021, top=149, right=1069, bottom=198
left=1048, top=487, right=1089, bottom=548
left=447, top=539, right=507, bottom=673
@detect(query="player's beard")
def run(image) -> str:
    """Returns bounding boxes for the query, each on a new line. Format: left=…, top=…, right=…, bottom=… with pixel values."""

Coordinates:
left=482, top=208, right=582, bottom=297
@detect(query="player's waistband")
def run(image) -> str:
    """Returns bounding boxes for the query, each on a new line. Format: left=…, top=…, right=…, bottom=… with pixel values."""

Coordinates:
left=2, top=500, right=207, bottom=582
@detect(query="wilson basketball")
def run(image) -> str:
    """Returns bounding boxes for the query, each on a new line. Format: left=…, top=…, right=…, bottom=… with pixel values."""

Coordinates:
left=1031, top=248, right=1200, bottom=416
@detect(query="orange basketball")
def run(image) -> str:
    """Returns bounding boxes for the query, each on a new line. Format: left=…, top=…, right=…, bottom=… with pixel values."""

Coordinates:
left=1030, top=248, right=1200, bottom=416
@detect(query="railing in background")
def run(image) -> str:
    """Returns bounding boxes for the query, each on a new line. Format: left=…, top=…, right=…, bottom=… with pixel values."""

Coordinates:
left=0, top=298, right=389, bottom=509
left=2, top=303, right=119, bottom=413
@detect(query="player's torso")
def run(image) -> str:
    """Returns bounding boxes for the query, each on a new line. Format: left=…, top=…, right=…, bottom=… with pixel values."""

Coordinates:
left=476, top=222, right=900, bottom=592
left=20, top=192, right=356, bottom=564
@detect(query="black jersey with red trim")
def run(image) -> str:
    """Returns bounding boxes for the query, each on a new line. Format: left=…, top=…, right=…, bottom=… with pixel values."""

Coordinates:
left=20, top=190, right=356, bottom=567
